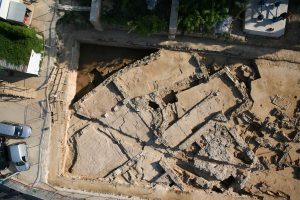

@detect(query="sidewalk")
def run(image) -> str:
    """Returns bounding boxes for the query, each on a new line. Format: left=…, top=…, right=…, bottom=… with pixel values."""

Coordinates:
left=0, top=0, right=57, bottom=192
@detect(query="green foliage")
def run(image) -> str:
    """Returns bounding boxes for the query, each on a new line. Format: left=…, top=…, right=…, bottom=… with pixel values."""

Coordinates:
left=79, top=0, right=91, bottom=6
left=58, top=11, right=92, bottom=28
left=127, top=15, right=167, bottom=35
left=229, top=0, right=248, bottom=19
left=178, top=0, right=229, bottom=33
left=0, top=21, right=43, bottom=66
left=102, top=0, right=171, bottom=35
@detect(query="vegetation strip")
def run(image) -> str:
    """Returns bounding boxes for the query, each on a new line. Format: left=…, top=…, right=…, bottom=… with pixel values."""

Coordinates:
left=0, top=21, right=43, bottom=66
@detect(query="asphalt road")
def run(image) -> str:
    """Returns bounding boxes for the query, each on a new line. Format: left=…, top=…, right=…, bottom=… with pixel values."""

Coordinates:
left=0, top=184, right=40, bottom=200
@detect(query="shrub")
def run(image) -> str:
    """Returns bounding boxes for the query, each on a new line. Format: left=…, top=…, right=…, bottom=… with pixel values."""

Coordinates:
left=0, top=21, right=43, bottom=66
left=79, top=0, right=91, bottom=6
left=178, top=0, right=229, bottom=33
left=58, top=11, right=92, bottom=29
left=127, top=15, right=167, bottom=35
left=102, top=0, right=171, bottom=35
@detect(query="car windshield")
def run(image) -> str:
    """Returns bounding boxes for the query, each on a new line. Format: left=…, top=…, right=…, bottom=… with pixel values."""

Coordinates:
left=14, top=126, right=23, bottom=137
left=22, top=156, right=27, bottom=162
left=16, top=161, right=25, bottom=166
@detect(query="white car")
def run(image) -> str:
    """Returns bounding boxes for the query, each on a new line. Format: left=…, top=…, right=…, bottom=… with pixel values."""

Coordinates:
left=0, top=122, right=32, bottom=139
left=7, top=143, right=30, bottom=172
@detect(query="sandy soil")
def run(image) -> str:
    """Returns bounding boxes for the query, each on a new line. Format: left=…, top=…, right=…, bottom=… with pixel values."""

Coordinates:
left=246, top=167, right=299, bottom=199
left=251, top=59, right=300, bottom=120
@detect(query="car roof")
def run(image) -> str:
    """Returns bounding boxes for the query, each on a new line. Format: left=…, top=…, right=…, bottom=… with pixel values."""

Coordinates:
left=8, top=143, right=28, bottom=163
left=0, top=123, right=15, bottom=136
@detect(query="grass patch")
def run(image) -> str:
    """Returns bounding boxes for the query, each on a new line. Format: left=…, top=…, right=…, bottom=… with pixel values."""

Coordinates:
left=0, top=21, right=43, bottom=67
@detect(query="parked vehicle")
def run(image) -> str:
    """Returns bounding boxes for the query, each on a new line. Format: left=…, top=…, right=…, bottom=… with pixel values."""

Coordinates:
left=7, top=143, right=30, bottom=172
left=0, top=137, right=8, bottom=170
left=0, top=122, right=31, bottom=139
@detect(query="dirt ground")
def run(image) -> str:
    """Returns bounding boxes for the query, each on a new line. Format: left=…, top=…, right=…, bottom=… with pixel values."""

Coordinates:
left=251, top=59, right=300, bottom=120
left=45, top=42, right=300, bottom=200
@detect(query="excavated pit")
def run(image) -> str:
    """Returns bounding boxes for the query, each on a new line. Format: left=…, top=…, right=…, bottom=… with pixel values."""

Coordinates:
left=59, top=47, right=300, bottom=199
left=74, top=44, right=157, bottom=103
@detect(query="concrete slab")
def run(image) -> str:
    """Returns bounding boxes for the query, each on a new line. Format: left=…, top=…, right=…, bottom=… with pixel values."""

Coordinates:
left=74, top=81, right=123, bottom=119
left=104, top=127, right=143, bottom=158
left=100, top=104, right=153, bottom=143
left=114, top=49, right=197, bottom=99
left=176, top=75, right=237, bottom=118
left=69, top=125, right=128, bottom=178
left=163, top=92, right=222, bottom=147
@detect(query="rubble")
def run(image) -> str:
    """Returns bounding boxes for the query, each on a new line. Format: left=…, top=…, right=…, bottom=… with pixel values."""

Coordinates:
left=277, top=131, right=291, bottom=142
left=264, top=121, right=280, bottom=134
left=240, top=65, right=255, bottom=80
left=192, top=53, right=209, bottom=82
left=294, top=101, right=300, bottom=118
left=254, top=137, right=273, bottom=149
left=193, top=158, right=237, bottom=181
left=192, top=176, right=213, bottom=189
left=106, top=153, right=143, bottom=181
left=270, top=108, right=295, bottom=129
left=213, top=112, right=228, bottom=122
left=178, top=117, right=217, bottom=151
left=270, top=95, right=291, bottom=111
left=234, top=170, right=251, bottom=190
left=258, top=156, right=271, bottom=170
left=159, top=159, right=185, bottom=191
left=292, top=130, right=300, bottom=142
left=227, top=127, right=257, bottom=164
left=277, top=144, right=292, bottom=169
left=200, top=123, right=234, bottom=163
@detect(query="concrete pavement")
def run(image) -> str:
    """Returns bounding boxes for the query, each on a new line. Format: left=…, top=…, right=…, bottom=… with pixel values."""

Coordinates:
left=0, top=0, right=56, bottom=193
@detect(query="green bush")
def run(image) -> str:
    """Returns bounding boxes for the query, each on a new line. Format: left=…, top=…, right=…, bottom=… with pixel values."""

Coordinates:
left=79, top=0, right=91, bottom=6
left=0, top=21, right=43, bottom=66
left=102, top=0, right=171, bottom=35
left=178, top=0, right=229, bottom=33
left=58, top=11, right=92, bottom=29
left=127, top=15, right=167, bottom=35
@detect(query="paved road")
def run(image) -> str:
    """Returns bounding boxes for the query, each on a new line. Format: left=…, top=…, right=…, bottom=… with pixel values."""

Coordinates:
left=0, top=184, right=40, bottom=200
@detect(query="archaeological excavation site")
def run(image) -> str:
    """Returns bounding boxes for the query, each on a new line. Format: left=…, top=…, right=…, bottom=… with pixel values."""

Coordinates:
left=1, top=0, right=300, bottom=198
left=46, top=41, right=300, bottom=199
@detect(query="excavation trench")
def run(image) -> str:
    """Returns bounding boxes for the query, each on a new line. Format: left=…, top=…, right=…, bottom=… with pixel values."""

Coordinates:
left=74, top=43, right=157, bottom=103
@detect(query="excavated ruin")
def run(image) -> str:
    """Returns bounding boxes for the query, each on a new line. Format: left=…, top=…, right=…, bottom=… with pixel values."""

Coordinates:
left=60, top=48, right=300, bottom=199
